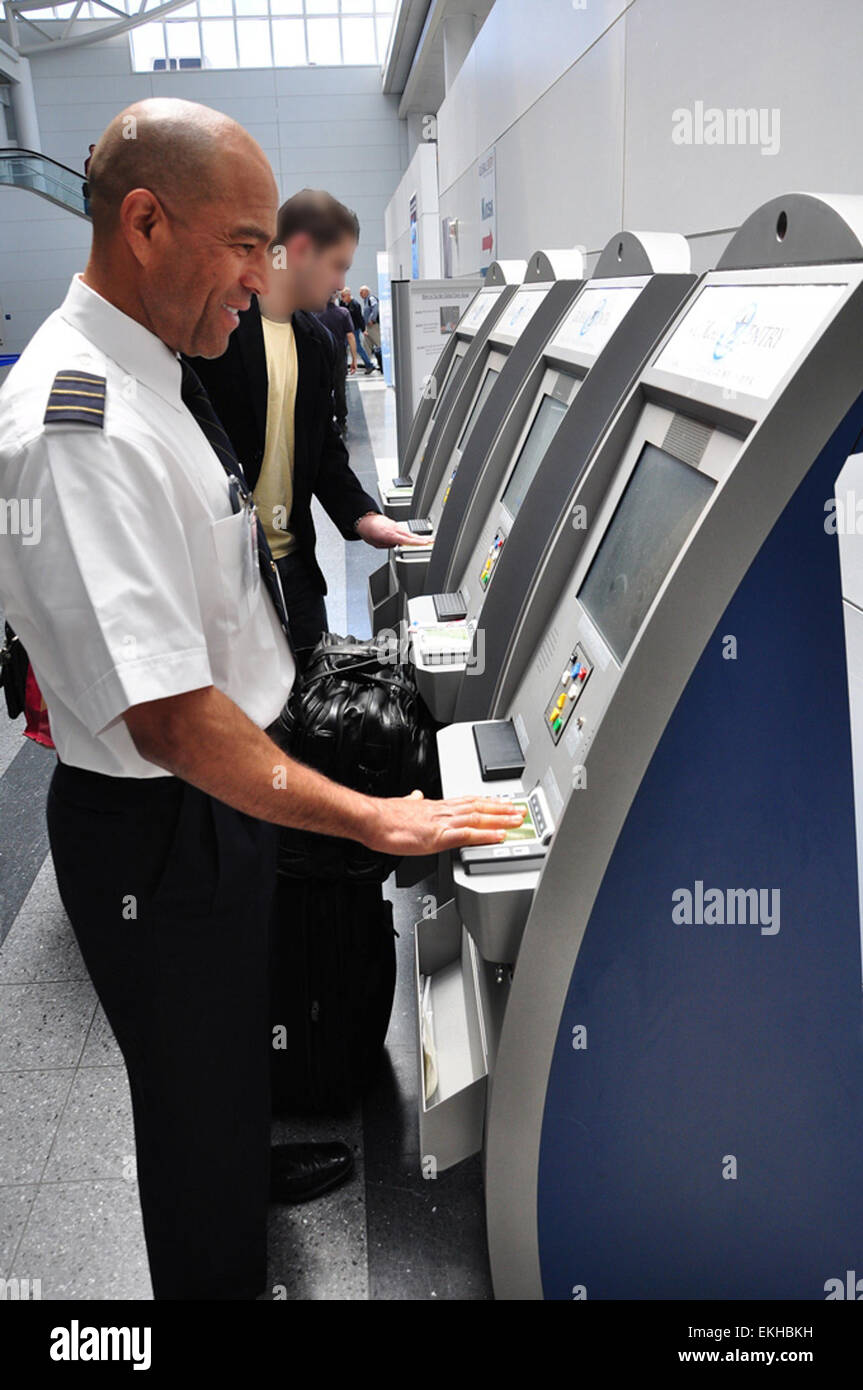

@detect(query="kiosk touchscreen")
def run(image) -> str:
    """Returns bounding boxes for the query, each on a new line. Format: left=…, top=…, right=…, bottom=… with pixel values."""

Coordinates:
left=407, top=231, right=696, bottom=723
left=420, top=192, right=863, bottom=1298
left=374, top=261, right=525, bottom=524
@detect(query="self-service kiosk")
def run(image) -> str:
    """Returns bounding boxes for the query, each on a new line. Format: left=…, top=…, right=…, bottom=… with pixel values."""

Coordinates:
left=386, top=248, right=588, bottom=613
left=368, top=253, right=581, bottom=634
left=408, top=231, right=696, bottom=722
left=418, top=192, right=863, bottom=1299
left=374, top=261, right=525, bottom=525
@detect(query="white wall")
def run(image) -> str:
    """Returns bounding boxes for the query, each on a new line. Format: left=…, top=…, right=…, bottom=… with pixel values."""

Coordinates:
left=384, top=138, right=441, bottom=280
left=0, top=30, right=408, bottom=354
left=403, top=0, right=863, bottom=277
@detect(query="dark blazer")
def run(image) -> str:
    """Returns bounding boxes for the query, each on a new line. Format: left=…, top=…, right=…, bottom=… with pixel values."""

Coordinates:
left=344, top=297, right=365, bottom=335
left=186, top=297, right=378, bottom=596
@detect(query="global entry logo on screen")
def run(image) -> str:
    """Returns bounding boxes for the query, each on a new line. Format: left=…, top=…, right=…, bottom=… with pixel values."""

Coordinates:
left=579, top=296, right=608, bottom=336
left=712, top=301, right=758, bottom=359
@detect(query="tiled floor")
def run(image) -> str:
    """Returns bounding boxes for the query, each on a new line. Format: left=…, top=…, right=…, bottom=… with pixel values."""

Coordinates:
left=0, top=377, right=493, bottom=1301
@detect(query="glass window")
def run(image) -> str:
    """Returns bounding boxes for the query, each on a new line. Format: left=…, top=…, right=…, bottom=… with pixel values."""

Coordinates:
left=342, top=16, right=376, bottom=63
left=201, top=19, right=238, bottom=65
left=272, top=17, right=306, bottom=63
left=131, top=22, right=166, bottom=68
left=166, top=21, right=201, bottom=57
left=236, top=16, right=272, bottom=63
left=306, top=15, right=341, bottom=61
left=375, top=14, right=391, bottom=58
left=129, top=0, right=396, bottom=71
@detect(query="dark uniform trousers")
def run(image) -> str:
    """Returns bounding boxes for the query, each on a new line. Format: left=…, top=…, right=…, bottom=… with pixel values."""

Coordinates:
left=47, top=759, right=279, bottom=1300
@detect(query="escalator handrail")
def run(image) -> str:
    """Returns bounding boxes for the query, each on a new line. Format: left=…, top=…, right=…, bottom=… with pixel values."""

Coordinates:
left=0, top=147, right=86, bottom=182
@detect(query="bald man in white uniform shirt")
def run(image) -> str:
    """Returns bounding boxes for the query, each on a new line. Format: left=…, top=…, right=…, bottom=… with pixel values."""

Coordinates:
left=0, top=98, right=523, bottom=1300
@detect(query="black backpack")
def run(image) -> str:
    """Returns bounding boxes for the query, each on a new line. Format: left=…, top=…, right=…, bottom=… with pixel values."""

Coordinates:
left=271, top=632, right=441, bottom=882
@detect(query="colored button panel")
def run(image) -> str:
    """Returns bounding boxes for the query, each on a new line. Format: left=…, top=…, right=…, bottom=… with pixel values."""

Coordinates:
left=543, top=642, right=593, bottom=744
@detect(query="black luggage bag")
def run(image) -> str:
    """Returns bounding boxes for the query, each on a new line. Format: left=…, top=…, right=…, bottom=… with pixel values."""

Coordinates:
left=269, top=876, right=397, bottom=1115
left=268, top=633, right=439, bottom=1115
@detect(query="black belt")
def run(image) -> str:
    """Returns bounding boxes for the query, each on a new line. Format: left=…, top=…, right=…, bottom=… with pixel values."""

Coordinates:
left=51, top=760, right=182, bottom=808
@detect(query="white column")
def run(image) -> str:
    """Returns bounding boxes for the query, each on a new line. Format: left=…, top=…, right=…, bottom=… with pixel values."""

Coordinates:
left=10, top=57, right=40, bottom=150
left=442, top=13, right=477, bottom=93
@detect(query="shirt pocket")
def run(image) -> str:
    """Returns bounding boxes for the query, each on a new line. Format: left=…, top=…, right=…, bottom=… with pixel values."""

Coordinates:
left=210, top=509, right=259, bottom=641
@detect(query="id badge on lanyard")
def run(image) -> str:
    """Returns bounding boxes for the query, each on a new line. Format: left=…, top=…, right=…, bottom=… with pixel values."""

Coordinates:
left=228, top=474, right=261, bottom=598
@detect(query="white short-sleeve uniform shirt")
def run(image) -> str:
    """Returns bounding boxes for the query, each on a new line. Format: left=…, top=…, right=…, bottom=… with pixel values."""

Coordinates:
left=0, top=274, right=296, bottom=778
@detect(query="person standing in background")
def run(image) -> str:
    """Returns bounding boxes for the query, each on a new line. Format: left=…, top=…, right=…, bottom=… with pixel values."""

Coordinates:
left=82, top=142, right=95, bottom=215
left=316, top=291, right=356, bottom=436
left=340, top=285, right=376, bottom=373
left=359, top=285, right=382, bottom=371
left=188, top=189, right=429, bottom=664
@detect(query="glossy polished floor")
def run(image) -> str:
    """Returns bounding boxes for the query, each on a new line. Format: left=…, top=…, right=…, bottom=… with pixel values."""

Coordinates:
left=0, top=376, right=492, bottom=1301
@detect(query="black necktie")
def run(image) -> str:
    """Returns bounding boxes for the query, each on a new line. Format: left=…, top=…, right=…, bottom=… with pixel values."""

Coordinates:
left=179, top=359, right=294, bottom=652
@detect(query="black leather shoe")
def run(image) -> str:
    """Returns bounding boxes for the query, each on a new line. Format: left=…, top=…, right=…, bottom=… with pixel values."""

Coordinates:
left=269, top=1141, right=355, bottom=1204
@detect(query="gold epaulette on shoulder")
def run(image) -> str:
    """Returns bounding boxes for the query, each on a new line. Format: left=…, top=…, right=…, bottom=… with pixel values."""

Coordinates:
left=43, top=369, right=106, bottom=428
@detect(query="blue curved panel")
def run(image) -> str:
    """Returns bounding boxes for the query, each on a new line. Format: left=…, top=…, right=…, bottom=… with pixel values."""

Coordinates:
left=538, top=397, right=863, bottom=1299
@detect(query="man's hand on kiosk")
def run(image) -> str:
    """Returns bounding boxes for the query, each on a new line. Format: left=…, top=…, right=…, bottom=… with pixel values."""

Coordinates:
left=355, top=513, right=434, bottom=549
left=362, top=788, right=526, bottom=857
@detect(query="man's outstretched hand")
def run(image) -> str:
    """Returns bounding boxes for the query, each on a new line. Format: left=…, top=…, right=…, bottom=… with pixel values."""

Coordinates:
left=123, top=686, right=525, bottom=858
left=362, top=789, right=525, bottom=857
left=355, top=513, right=434, bottom=549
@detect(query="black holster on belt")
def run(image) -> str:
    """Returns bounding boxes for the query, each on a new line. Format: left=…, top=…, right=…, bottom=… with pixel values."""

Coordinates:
left=0, top=623, right=28, bottom=720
